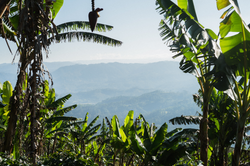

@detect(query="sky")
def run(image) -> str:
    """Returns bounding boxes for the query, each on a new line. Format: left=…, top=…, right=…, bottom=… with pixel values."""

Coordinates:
left=1, top=0, right=250, bottom=64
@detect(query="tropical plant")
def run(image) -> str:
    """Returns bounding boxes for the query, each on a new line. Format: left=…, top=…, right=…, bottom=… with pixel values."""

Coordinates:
left=0, top=0, right=122, bottom=164
left=0, top=81, right=12, bottom=152
left=37, top=81, right=78, bottom=156
left=206, top=90, right=236, bottom=166
left=0, top=152, right=30, bottom=166
left=155, top=0, right=230, bottom=164
left=69, top=112, right=101, bottom=154
left=172, top=89, right=237, bottom=165
left=215, top=1, right=250, bottom=165
left=40, top=150, right=98, bottom=166
left=104, top=111, right=197, bottom=166
left=155, top=0, right=250, bottom=165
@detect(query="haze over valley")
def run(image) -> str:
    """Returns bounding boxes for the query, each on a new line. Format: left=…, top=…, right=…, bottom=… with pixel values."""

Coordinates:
left=0, top=60, right=200, bottom=130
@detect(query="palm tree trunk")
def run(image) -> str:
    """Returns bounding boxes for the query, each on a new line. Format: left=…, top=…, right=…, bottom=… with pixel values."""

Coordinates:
left=225, top=146, right=229, bottom=166
left=113, top=149, right=119, bottom=166
left=3, top=63, right=26, bottom=153
left=52, top=134, right=57, bottom=154
left=200, top=98, right=209, bottom=166
left=232, top=117, right=245, bottom=166
left=3, top=99, right=17, bottom=153
left=218, top=143, right=225, bottom=166
left=127, top=154, right=134, bottom=165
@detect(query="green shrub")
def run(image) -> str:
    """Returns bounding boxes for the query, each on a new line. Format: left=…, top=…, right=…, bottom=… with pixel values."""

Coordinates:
left=40, top=151, right=98, bottom=166
left=0, top=152, right=30, bottom=166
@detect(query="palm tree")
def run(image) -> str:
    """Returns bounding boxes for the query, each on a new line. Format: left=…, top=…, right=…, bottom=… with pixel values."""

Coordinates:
left=155, top=0, right=231, bottom=165
left=157, top=0, right=250, bottom=165
left=216, top=1, right=250, bottom=165
left=172, top=90, right=237, bottom=166
left=0, top=0, right=122, bottom=164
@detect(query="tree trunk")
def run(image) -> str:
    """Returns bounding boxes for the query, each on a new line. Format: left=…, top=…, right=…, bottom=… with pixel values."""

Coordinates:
left=3, top=99, right=17, bottom=153
left=3, top=64, right=26, bottom=153
left=225, top=146, right=229, bottom=166
left=52, top=134, right=57, bottom=154
left=232, top=120, right=245, bottom=166
left=218, top=143, right=225, bottom=166
left=200, top=97, right=209, bottom=166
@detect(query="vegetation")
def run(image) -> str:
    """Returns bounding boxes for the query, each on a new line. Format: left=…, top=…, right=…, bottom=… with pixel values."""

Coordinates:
left=157, top=0, right=250, bottom=165
left=0, top=0, right=121, bottom=165
left=0, top=83, right=198, bottom=165
left=1, top=0, right=250, bottom=165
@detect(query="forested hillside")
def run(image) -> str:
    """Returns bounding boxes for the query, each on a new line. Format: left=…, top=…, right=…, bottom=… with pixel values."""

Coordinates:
left=0, top=61, right=200, bottom=130
left=66, top=90, right=199, bottom=130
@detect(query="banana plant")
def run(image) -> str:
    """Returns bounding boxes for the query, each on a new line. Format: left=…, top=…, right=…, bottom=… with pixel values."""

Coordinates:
left=216, top=1, right=250, bottom=165
left=171, top=89, right=237, bottom=166
left=2, top=0, right=122, bottom=159
left=207, top=90, right=237, bottom=166
left=104, top=111, right=143, bottom=165
left=131, top=114, right=197, bottom=166
left=39, top=81, right=79, bottom=156
left=0, top=81, right=12, bottom=127
left=0, top=81, right=12, bottom=151
left=69, top=112, right=101, bottom=155
left=156, top=0, right=235, bottom=165
left=109, top=112, right=134, bottom=166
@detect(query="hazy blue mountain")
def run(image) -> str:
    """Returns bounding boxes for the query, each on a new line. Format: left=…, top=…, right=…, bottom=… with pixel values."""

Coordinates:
left=0, top=62, right=76, bottom=85
left=0, top=61, right=200, bottom=130
left=43, top=62, right=77, bottom=72
left=1, top=61, right=199, bottom=95
left=66, top=90, right=200, bottom=131
left=52, top=61, right=199, bottom=94
left=65, top=87, right=153, bottom=105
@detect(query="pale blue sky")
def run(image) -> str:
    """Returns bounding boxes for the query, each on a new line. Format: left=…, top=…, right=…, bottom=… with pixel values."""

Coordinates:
left=1, top=0, right=250, bottom=64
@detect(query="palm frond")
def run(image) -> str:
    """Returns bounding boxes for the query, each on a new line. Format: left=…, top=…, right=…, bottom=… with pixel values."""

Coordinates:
left=85, top=135, right=100, bottom=144
left=193, top=92, right=203, bottom=108
left=1, top=20, right=16, bottom=42
left=158, top=142, right=196, bottom=165
left=45, top=116, right=77, bottom=124
left=53, top=104, right=77, bottom=116
left=82, top=115, right=100, bottom=135
left=166, top=128, right=182, bottom=138
left=46, top=94, right=72, bottom=110
left=56, top=21, right=113, bottom=33
left=169, top=115, right=202, bottom=125
left=165, top=128, right=198, bottom=146
left=84, top=124, right=101, bottom=139
left=156, top=0, right=233, bottom=91
left=49, top=31, right=122, bottom=47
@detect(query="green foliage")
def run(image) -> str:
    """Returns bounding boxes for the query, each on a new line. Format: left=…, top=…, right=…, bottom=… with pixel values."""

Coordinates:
left=104, top=111, right=197, bottom=165
left=0, top=81, right=13, bottom=131
left=56, top=21, right=114, bottom=33
left=0, top=152, right=30, bottom=166
left=51, top=0, right=64, bottom=19
left=68, top=90, right=199, bottom=131
left=40, top=151, right=98, bottom=166
left=155, top=0, right=250, bottom=165
left=170, top=115, right=201, bottom=125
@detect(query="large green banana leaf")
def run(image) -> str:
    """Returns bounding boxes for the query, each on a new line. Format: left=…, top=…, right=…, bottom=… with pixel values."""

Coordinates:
left=156, top=0, right=233, bottom=91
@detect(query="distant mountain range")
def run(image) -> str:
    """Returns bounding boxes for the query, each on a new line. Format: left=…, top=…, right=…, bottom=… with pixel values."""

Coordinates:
left=66, top=90, right=200, bottom=131
left=51, top=61, right=199, bottom=94
left=0, top=61, right=200, bottom=129
left=0, top=61, right=76, bottom=86
left=0, top=61, right=199, bottom=95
